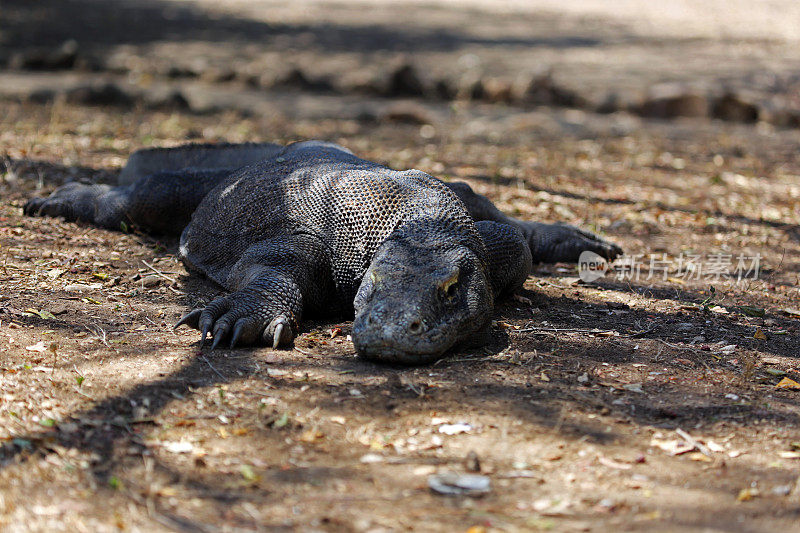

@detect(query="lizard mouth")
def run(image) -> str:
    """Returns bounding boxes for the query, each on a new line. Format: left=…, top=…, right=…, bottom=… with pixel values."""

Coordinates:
left=351, top=303, right=461, bottom=365
left=352, top=336, right=455, bottom=366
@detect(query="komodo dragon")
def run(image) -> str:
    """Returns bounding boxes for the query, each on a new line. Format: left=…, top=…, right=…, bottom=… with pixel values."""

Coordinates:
left=24, top=141, right=622, bottom=364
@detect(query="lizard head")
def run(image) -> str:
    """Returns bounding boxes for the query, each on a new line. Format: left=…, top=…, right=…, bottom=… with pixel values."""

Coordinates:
left=352, top=233, right=492, bottom=365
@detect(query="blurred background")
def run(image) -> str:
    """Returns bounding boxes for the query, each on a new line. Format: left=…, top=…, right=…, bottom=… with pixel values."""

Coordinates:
left=2, top=0, right=800, bottom=125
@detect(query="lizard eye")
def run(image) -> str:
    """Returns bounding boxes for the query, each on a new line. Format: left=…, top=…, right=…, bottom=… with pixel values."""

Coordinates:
left=438, top=270, right=459, bottom=299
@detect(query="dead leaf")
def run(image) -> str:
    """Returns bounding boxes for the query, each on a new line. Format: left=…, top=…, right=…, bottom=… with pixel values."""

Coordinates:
left=737, top=488, right=759, bottom=501
left=598, top=456, right=632, bottom=470
left=300, top=429, right=324, bottom=443
left=650, top=438, right=694, bottom=456
left=25, top=341, right=47, bottom=352
left=622, top=383, right=645, bottom=393
left=753, top=329, right=767, bottom=340
left=688, top=452, right=712, bottom=462
left=776, top=377, right=800, bottom=389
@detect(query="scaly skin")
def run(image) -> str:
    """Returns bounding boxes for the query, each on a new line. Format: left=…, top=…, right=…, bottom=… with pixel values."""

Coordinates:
left=25, top=141, right=621, bottom=364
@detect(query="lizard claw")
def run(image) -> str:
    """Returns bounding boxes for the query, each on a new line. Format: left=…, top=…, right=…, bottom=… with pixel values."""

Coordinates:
left=175, top=309, right=202, bottom=330
left=181, top=292, right=295, bottom=349
left=264, top=316, right=293, bottom=349
left=200, top=318, right=212, bottom=344
left=273, top=323, right=285, bottom=349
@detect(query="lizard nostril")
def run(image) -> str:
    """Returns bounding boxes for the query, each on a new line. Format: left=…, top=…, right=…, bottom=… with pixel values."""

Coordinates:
left=408, top=320, right=422, bottom=334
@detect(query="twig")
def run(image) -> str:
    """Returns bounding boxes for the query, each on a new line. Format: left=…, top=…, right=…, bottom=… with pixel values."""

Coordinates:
left=141, top=259, right=182, bottom=294
left=516, top=327, right=614, bottom=334
left=200, top=355, right=225, bottom=380
left=86, top=324, right=110, bottom=347
left=676, top=428, right=712, bottom=457
left=141, top=260, right=176, bottom=283
left=655, top=339, right=702, bottom=352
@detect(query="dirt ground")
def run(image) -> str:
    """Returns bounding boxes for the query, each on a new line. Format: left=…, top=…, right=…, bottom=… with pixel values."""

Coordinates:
left=2, top=2, right=800, bottom=532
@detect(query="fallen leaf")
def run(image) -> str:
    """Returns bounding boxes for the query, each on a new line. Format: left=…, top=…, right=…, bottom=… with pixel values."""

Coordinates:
left=299, top=429, right=324, bottom=443
left=439, top=423, right=473, bottom=435
left=778, top=451, right=800, bottom=459
left=737, top=488, right=759, bottom=501
left=428, top=473, right=491, bottom=496
left=688, top=452, right=712, bottom=462
left=25, top=341, right=47, bottom=352
left=737, top=306, right=765, bottom=317
left=240, top=464, right=259, bottom=482
left=164, top=441, right=194, bottom=454
left=622, top=383, right=645, bottom=393
left=753, top=329, right=767, bottom=340
left=776, top=377, right=800, bottom=389
left=650, top=438, right=694, bottom=456
left=598, top=456, right=632, bottom=470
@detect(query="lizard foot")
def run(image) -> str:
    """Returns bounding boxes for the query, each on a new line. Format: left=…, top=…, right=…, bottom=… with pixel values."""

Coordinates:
left=24, top=182, right=97, bottom=221
left=175, top=292, right=295, bottom=349
left=526, top=222, right=623, bottom=264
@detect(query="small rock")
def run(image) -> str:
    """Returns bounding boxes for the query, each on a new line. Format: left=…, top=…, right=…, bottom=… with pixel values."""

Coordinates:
left=428, top=472, right=491, bottom=496
left=145, top=89, right=190, bottom=111
left=273, top=68, right=332, bottom=92
left=200, top=67, right=237, bottom=83
left=456, top=74, right=485, bottom=101
left=26, top=89, right=57, bottom=104
left=166, top=65, right=200, bottom=79
left=465, top=451, right=481, bottom=472
left=65, top=82, right=136, bottom=107
left=482, top=78, right=514, bottom=103
left=766, top=107, right=800, bottom=129
left=386, top=63, right=425, bottom=97
left=141, top=275, right=161, bottom=288
left=380, top=102, right=433, bottom=125
left=64, top=283, right=92, bottom=292
left=432, top=78, right=456, bottom=100
left=438, top=423, right=472, bottom=435
left=516, top=73, right=586, bottom=108
left=712, top=93, right=759, bottom=123
left=639, top=85, right=708, bottom=118
left=8, top=40, right=79, bottom=71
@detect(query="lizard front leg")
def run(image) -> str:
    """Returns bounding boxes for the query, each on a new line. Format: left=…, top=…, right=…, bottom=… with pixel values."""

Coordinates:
left=176, top=234, right=334, bottom=349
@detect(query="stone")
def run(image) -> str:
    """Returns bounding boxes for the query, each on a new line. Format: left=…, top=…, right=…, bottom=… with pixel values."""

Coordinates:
left=639, top=84, right=708, bottom=118
left=711, top=93, right=759, bottom=122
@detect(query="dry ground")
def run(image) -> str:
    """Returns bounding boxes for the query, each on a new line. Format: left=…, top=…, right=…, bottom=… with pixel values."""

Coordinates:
left=1, top=96, right=799, bottom=532
left=2, top=1, right=800, bottom=531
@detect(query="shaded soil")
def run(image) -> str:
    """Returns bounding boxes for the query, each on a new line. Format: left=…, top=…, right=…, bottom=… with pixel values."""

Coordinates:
left=2, top=96, right=799, bottom=532
left=1, top=1, right=800, bottom=531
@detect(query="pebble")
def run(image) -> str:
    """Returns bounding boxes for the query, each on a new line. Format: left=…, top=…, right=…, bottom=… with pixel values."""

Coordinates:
left=428, top=472, right=491, bottom=496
